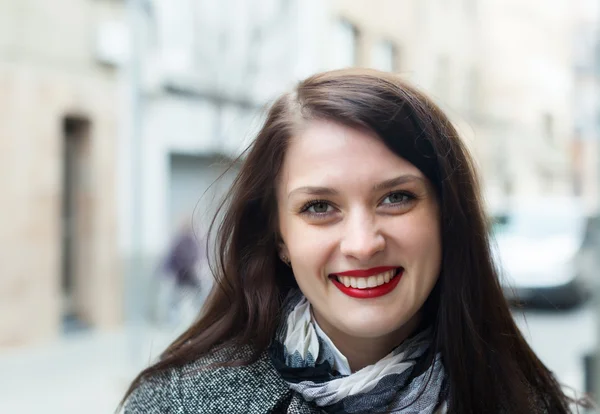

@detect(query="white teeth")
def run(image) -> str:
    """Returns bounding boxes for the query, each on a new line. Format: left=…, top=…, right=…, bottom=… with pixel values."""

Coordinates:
left=336, top=269, right=400, bottom=290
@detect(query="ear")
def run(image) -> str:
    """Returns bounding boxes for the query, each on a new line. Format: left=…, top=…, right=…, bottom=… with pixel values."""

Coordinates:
left=278, top=241, right=290, bottom=261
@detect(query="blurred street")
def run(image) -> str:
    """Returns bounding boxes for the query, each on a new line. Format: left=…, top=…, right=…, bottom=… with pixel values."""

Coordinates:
left=514, top=304, right=597, bottom=398
left=2, top=0, right=600, bottom=412
left=0, top=324, right=175, bottom=414
left=0, top=304, right=595, bottom=414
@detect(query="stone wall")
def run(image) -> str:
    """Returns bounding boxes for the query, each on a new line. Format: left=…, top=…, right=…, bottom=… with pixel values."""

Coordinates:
left=0, top=0, right=124, bottom=347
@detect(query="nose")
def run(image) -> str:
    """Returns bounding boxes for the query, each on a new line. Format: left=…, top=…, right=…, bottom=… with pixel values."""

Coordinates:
left=339, top=212, right=386, bottom=262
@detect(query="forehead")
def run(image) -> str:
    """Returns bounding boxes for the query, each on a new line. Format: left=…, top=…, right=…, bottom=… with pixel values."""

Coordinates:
left=279, top=119, right=424, bottom=189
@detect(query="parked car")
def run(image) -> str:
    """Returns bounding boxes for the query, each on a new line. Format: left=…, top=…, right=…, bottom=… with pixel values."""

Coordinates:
left=490, top=199, right=599, bottom=308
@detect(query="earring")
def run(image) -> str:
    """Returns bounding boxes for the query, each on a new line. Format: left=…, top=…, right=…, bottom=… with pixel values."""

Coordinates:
left=281, top=255, right=291, bottom=266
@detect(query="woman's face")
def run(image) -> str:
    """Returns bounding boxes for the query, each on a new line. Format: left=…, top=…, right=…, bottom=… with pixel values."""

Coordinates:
left=276, top=119, right=442, bottom=343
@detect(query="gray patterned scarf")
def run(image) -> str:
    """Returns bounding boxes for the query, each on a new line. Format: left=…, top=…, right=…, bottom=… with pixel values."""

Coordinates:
left=268, top=291, right=448, bottom=414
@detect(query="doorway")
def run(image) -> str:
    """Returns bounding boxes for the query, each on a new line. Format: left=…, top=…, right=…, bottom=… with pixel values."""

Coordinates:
left=61, top=116, right=92, bottom=333
left=168, top=153, right=237, bottom=238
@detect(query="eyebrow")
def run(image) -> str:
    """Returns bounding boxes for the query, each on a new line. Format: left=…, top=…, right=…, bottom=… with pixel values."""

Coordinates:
left=371, top=174, right=425, bottom=192
left=288, top=186, right=340, bottom=199
left=288, top=174, right=425, bottom=199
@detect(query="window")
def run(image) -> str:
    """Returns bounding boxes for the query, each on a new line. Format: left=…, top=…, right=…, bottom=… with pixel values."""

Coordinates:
left=371, top=40, right=398, bottom=72
left=331, top=19, right=359, bottom=68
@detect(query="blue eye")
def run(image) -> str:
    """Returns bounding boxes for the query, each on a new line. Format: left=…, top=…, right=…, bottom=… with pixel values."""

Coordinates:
left=306, top=202, right=332, bottom=214
left=382, top=192, right=412, bottom=205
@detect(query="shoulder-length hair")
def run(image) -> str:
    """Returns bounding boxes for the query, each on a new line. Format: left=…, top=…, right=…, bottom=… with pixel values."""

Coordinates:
left=123, top=69, right=579, bottom=413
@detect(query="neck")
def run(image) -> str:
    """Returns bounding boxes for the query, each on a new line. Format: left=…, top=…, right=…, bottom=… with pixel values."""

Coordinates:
left=313, top=311, right=422, bottom=373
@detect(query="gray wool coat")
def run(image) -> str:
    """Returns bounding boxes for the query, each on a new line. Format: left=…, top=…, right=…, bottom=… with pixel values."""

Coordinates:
left=124, top=346, right=322, bottom=414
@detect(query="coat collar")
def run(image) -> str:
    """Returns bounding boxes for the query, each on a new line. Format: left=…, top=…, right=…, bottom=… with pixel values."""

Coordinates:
left=177, top=345, right=320, bottom=413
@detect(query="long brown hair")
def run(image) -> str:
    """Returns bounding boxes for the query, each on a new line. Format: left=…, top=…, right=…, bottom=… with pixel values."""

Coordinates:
left=122, top=69, right=581, bottom=413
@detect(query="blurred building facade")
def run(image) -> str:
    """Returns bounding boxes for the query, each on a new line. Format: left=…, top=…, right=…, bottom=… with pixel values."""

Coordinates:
left=321, top=0, right=482, bottom=174
left=573, top=0, right=600, bottom=212
left=311, top=0, right=479, bottom=115
left=315, top=0, right=586, bottom=213
left=0, top=0, right=124, bottom=346
left=476, top=0, right=576, bottom=212
left=3, top=0, right=600, bottom=349
left=118, top=0, right=306, bottom=302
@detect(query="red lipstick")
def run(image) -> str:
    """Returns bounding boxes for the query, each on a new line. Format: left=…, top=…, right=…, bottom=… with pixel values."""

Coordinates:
left=330, top=267, right=403, bottom=299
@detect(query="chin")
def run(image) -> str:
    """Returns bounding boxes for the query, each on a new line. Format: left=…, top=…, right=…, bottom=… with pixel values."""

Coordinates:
left=336, top=312, right=410, bottom=339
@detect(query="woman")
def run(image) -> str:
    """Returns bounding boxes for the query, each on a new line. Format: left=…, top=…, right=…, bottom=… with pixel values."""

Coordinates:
left=122, top=69, right=584, bottom=413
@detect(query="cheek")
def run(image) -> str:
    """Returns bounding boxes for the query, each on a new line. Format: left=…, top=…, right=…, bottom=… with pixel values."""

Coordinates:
left=281, top=223, right=338, bottom=282
left=287, top=225, right=335, bottom=262
left=401, top=214, right=442, bottom=266
left=413, top=225, right=441, bottom=256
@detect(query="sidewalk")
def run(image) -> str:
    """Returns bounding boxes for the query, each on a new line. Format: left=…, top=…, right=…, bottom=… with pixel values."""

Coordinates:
left=0, top=324, right=180, bottom=414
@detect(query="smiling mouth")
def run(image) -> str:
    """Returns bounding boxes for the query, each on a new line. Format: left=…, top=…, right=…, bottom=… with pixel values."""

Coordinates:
left=330, top=268, right=403, bottom=290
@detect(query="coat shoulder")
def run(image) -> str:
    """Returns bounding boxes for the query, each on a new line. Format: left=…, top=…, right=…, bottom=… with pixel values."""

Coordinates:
left=123, top=346, right=293, bottom=413
left=124, top=364, right=180, bottom=414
